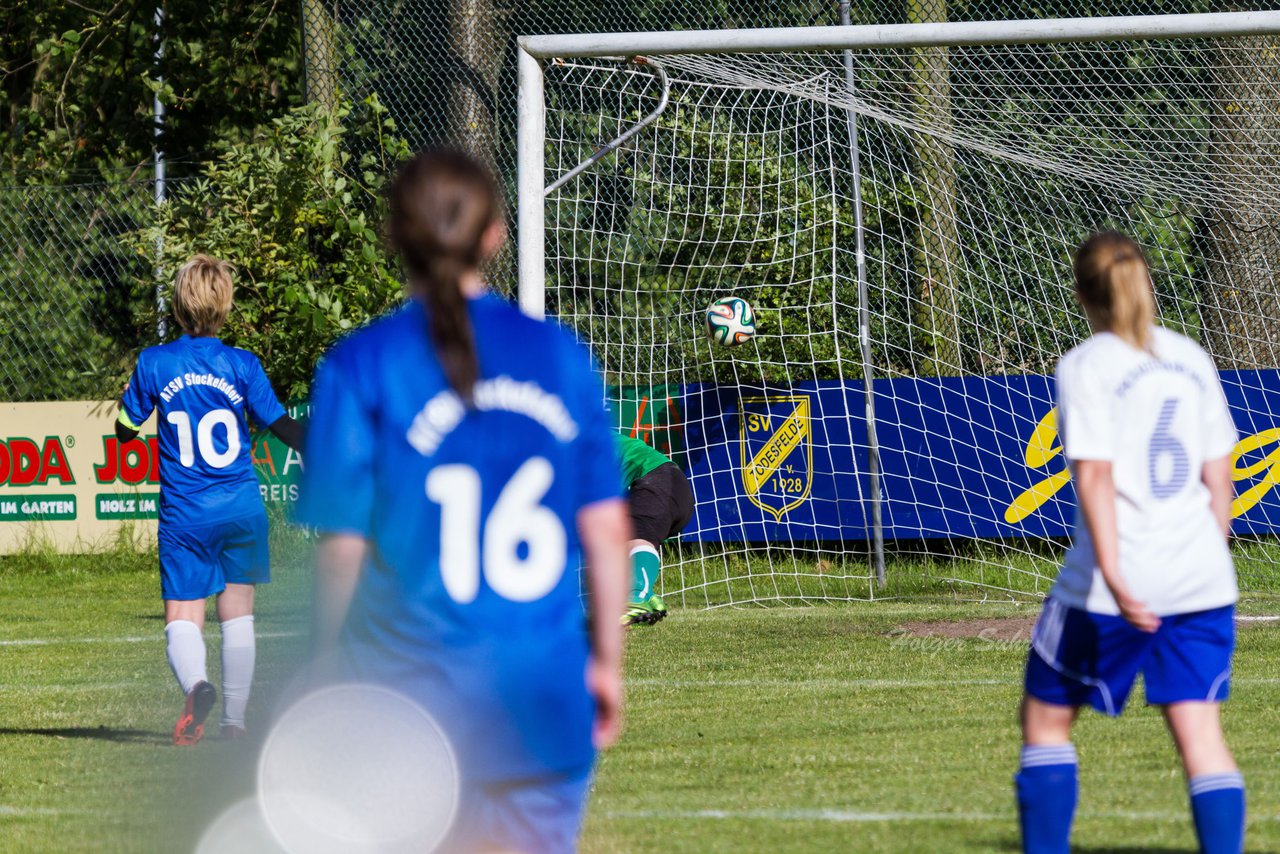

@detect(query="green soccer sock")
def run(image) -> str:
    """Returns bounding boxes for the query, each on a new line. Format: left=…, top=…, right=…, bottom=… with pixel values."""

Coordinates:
left=630, top=544, right=662, bottom=605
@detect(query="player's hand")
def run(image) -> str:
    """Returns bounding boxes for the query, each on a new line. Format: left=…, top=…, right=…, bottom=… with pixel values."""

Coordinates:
left=1115, top=592, right=1160, bottom=633
left=587, top=657, right=623, bottom=749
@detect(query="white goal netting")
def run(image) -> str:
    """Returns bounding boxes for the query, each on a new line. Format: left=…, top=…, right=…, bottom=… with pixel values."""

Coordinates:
left=538, top=23, right=1280, bottom=606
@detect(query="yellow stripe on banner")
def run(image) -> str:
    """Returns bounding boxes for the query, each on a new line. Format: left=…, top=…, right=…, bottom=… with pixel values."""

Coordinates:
left=743, top=400, right=808, bottom=495
left=1004, top=468, right=1071, bottom=524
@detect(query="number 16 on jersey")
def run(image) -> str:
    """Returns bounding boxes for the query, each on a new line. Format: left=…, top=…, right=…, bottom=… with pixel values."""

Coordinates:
left=426, top=456, right=567, bottom=605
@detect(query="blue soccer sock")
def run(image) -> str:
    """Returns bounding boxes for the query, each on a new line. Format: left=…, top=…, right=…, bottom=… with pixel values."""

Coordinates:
left=1189, top=771, right=1245, bottom=854
left=1015, top=743, right=1078, bottom=854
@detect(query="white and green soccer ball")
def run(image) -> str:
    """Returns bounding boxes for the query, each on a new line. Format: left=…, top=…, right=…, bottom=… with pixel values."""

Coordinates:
left=705, top=297, right=756, bottom=346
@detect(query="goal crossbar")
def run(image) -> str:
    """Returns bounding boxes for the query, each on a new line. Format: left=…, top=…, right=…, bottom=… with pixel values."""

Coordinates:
left=518, top=11, right=1280, bottom=59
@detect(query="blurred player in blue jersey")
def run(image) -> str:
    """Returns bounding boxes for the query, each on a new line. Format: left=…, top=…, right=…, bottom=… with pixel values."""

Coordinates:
left=1017, top=231, right=1243, bottom=854
left=295, top=149, right=629, bottom=853
left=117, top=255, right=303, bottom=745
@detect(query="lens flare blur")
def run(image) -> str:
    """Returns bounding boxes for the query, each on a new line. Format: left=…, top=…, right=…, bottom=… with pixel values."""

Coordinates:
left=257, top=683, right=458, bottom=854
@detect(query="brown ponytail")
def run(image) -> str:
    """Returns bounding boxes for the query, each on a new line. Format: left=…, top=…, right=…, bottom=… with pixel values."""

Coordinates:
left=1072, top=231, right=1157, bottom=354
left=388, top=149, right=502, bottom=402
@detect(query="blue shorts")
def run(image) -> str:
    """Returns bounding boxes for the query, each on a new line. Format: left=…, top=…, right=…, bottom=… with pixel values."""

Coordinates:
left=1026, top=598, right=1234, bottom=716
left=157, top=513, right=270, bottom=601
left=446, top=771, right=591, bottom=854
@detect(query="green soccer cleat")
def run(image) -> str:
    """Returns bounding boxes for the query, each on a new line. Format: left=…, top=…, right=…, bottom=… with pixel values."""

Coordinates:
left=621, top=594, right=668, bottom=627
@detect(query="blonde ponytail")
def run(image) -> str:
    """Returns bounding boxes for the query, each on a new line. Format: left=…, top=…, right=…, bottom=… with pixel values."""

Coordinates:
left=1072, top=231, right=1157, bottom=354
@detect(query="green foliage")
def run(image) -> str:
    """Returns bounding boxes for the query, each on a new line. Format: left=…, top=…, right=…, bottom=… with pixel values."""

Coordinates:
left=0, top=1, right=308, bottom=402
left=0, top=0, right=1259, bottom=405
left=130, top=95, right=409, bottom=399
left=1, top=1, right=301, bottom=181
left=0, top=183, right=152, bottom=401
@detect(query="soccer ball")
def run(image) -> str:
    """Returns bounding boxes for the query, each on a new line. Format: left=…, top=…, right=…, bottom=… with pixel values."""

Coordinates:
left=706, top=297, right=756, bottom=346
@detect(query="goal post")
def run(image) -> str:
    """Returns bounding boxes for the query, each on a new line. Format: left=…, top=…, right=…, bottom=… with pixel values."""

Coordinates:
left=517, top=46, right=546, bottom=320
left=516, top=12, right=1280, bottom=606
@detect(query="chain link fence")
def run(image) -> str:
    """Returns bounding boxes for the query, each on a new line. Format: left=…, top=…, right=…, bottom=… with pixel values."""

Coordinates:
left=0, top=180, right=184, bottom=402
left=306, top=0, right=1280, bottom=303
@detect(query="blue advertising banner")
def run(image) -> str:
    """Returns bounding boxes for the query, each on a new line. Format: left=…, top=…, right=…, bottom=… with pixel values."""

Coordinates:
left=664, top=370, right=1280, bottom=543
left=247, top=374, right=1280, bottom=544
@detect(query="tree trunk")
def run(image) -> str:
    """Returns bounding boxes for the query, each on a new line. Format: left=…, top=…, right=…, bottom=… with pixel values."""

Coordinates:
left=1199, top=34, right=1280, bottom=371
left=448, top=0, right=506, bottom=173
left=907, top=0, right=961, bottom=376
left=300, top=0, right=338, bottom=111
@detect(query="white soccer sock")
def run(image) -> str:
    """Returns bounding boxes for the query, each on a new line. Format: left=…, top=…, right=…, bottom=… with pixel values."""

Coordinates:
left=219, top=615, right=256, bottom=728
left=165, top=620, right=208, bottom=696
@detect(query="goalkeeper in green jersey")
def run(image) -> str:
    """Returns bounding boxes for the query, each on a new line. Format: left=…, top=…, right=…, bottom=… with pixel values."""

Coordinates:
left=615, top=433, right=694, bottom=626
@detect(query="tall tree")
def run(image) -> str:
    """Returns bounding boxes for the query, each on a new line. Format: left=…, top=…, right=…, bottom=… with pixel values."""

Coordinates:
left=1198, top=33, right=1280, bottom=371
left=907, top=0, right=961, bottom=376
left=447, top=0, right=507, bottom=171
left=301, top=0, right=339, bottom=112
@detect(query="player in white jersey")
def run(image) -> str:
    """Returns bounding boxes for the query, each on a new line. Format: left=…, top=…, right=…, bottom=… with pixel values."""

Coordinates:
left=1016, top=231, right=1243, bottom=854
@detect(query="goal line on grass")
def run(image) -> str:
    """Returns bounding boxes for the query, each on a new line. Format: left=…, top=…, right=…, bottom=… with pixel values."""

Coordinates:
left=0, top=630, right=303, bottom=647
left=0, top=618, right=1274, bottom=648
left=600, top=808, right=1280, bottom=823
left=10, top=674, right=1280, bottom=695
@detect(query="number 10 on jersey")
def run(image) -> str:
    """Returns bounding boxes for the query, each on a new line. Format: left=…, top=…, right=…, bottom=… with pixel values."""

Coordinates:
left=166, top=409, right=240, bottom=469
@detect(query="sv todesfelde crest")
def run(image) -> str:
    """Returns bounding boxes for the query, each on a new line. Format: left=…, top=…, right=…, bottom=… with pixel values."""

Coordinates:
left=740, top=395, right=812, bottom=520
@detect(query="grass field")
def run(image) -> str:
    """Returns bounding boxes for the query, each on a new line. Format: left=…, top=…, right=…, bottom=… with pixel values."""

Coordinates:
left=3, top=541, right=1280, bottom=853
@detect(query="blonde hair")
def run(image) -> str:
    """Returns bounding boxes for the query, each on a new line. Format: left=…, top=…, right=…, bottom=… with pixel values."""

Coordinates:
left=173, top=254, right=234, bottom=336
left=1072, top=231, right=1157, bottom=354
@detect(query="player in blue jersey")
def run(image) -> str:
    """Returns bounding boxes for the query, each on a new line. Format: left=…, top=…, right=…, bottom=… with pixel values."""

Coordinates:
left=117, top=255, right=303, bottom=745
left=1016, top=232, right=1243, bottom=854
left=295, top=149, right=629, bottom=853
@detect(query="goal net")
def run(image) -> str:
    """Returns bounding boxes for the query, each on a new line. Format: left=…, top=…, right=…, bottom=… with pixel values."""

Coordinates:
left=521, top=14, right=1280, bottom=607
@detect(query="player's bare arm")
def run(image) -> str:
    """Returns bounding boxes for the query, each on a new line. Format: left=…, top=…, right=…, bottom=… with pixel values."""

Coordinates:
left=1202, top=455, right=1234, bottom=540
left=1074, top=458, right=1159, bottom=633
left=313, top=532, right=367, bottom=654
left=577, top=497, right=630, bottom=748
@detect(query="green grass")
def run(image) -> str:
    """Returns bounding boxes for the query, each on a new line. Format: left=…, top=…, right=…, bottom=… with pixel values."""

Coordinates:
left=2, top=543, right=1280, bottom=853
left=0, top=536, right=313, bottom=853
left=594, top=604, right=1280, bottom=853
